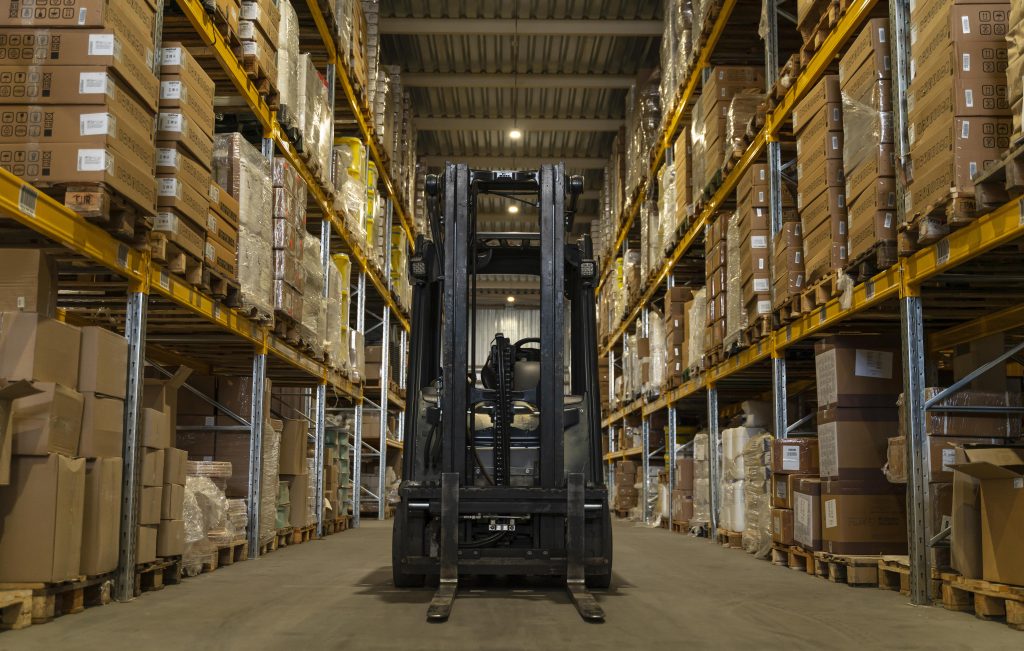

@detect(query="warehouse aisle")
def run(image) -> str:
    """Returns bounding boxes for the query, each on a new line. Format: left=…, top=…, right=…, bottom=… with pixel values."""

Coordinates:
left=4, top=521, right=1019, bottom=651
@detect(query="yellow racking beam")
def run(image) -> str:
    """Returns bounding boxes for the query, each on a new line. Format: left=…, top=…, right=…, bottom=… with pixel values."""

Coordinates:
left=603, top=447, right=643, bottom=462
left=929, top=304, right=1024, bottom=353
left=595, top=0, right=738, bottom=294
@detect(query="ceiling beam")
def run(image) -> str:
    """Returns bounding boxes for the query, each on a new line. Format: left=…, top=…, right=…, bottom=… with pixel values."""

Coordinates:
left=379, top=18, right=663, bottom=37
left=402, top=73, right=637, bottom=89
left=415, top=117, right=622, bottom=132
left=419, top=155, right=607, bottom=169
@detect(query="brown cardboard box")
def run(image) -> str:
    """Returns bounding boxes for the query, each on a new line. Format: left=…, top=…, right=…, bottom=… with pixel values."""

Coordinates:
left=923, top=387, right=1022, bottom=438
left=0, top=141, right=156, bottom=214
left=10, top=382, right=83, bottom=457
left=793, top=75, right=842, bottom=133
left=0, top=0, right=156, bottom=31
left=0, top=381, right=41, bottom=485
left=950, top=446, right=1024, bottom=585
left=908, top=51, right=1011, bottom=119
left=771, top=438, right=819, bottom=474
left=798, top=185, right=847, bottom=234
left=156, top=519, right=184, bottom=557
left=0, top=249, right=57, bottom=316
left=286, top=472, right=310, bottom=528
left=675, top=457, right=694, bottom=492
left=279, top=419, right=308, bottom=475
left=155, top=210, right=206, bottom=260
left=208, top=182, right=241, bottom=227
left=160, top=44, right=217, bottom=113
left=156, top=144, right=211, bottom=197
left=793, top=477, right=822, bottom=551
left=821, top=479, right=907, bottom=555
left=141, top=448, right=164, bottom=487
left=157, top=175, right=209, bottom=228
left=80, top=457, right=120, bottom=575
left=772, top=508, right=795, bottom=545
left=161, top=482, right=184, bottom=520
left=802, top=215, right=847, bottom=282
left=671, top=491, right=693, bottom=522
left=159, top=74, right=215, bottom=138
left=772, top=472, right=814, bottom=509
left=814, top=336, right=900, bottom=409
left=163, top=447, right=187, bottom=485
left=204, top=233, right=239, bottom=280
left=847, top=205, right=898, bottom=262
left=240, top=0, right=282, bottom=44
left=910, top=1, right=1011, bottom=52
left=79, top=326, right=128, bottom=399
left=0, top=312, right=81, bottom=388
left=953, top=334, right=1009, bottom=392
left=141, top=407, right=170, bottom=450
left=0, top=454, right=85, bottom=582
left=157, top=111, right=214, bottom=167
left=206, top=208, right=239, bottom=251
left=139, top=485, right=161, bottom=525
left=136, top=524, right=157, bottom=564
left=817, top=406, right=898, bottom=481
left=886, top=435, right=993, bottom=484
left=840, top=18, right=891, bottom=86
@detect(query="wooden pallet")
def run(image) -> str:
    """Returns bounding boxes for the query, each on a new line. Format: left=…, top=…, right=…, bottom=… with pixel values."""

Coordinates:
left=151, top=233, right=203, bottom=287
left=614, top=509, right=631, bottom=520
left=670, top=519, right=689, bottom=534
left=27, top=182, right=152, bottom=249
left=137, top=557, right=184, bottom=593
left=799, top=272, right=838, bottom=314
left=973, top=140, right=1024, bottom=211
left=798, top=0, right=848, bottom=66
left=877, top=555, right=911, bottom=595
left=201, top=266, right=241, bottom=306
left=717, top=528, right=743, bottom=549
left=0, top=590, right=33, bottom=631
left=275, top=527, right=294, bottom=549
left=216, top=540, right=249, bottom=568
left=813, top=552, right=880, bottom=586
left=774, top=292, right=802, bottom=323
left=741, top=315, right=772, bottom=347
left=900, top=192, right=977, bottom=252
left=0, top=573, right=115, bottom=627
left=846, top=241, right=898, bottom=283
left=321, top=515, right=351, bottom=536
left=258, top=535, right=279, bottom=556
left=770, top=544, right=816, bottom=575
left=941, top=574, right=1024, bottom=631
left=195, top=0, right=242, bottom=46
left=290, top=524, right=318, bottom=546
left=768, top=55, right=801, bottom=110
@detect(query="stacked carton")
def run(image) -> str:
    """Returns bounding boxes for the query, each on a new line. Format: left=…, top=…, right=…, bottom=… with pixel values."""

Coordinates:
left=770, top=437, right=819, bottom=549
left=155, top=44, right=217, bottom=272
left=141, top=371, right=190, bottom=561
left=614, top=461, right=639, bottom=511
left=703, top=212, right=728, bottom=354
left=323, top=423, right=350, bottom=520
left=1009, top=1, right=1024, bottom=138
left=906, top=0, right=1012, bottom=224
left=773, top=222, right=805, bottom=310
left=279, top=419, right=312, bottom=528
left=300, top=232, right=326, bottom=359
left=693, top=66, right=766, bottom=192
left=671, top=457, right=695, bottom=525
left=272, top=158, right=307, bottom=324
left=0, top=252, right=128, bottom=580
left=0, top=1, right=159, bottom=233
left=663, top=287, right=692, bottom=389
left=815, top=336, right=907, bottom=555
left=205, top=181, right=242, bottom=285
left=692, top=430, right=711, bottom=526
left=795, top=75, right=847, bottom=284
left=840, top=18, right=898, bottom=268
left=239, top=0, right=280, bottom=97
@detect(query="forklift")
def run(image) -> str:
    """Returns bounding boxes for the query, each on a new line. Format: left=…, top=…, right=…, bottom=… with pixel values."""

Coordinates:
left=392, top=163, right=612, bottom=622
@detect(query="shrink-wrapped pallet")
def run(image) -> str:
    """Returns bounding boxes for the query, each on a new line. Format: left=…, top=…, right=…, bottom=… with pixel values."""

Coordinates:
left=301, top=232, right=327, bottom=359
left=741, top=433, right=773, bottom=558
left=275, top=0, right=301, bottom=130
left=260, top=419, right=281, bottom=544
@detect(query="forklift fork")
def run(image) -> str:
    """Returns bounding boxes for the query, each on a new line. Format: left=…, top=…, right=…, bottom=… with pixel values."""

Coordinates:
left=427, top=472, right=459, bottom=622
left=566, top=472, right=604, bottom=622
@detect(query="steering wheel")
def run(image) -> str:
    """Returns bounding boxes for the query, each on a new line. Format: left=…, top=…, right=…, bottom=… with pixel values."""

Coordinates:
left=512, top=337, right=541, bottom=362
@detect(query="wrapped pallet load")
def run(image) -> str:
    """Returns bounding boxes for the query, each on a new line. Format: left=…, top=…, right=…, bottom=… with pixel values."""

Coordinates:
left=301, top=232, right=327, bottom=359
left=691, top=430, right=712, bottom=529
left=742, top=432, right=774, bottom=558
left=275, top=0, right=301, bottom=132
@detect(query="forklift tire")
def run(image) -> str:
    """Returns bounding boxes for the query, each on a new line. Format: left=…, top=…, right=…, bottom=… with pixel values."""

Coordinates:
left=392, top=510, right=426, bottom=588
left=585, top=572, right=612, bottom=590
left=584, top=507, right=613, bottom=589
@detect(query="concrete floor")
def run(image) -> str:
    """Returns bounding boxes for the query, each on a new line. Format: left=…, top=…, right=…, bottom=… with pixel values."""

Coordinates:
left=4, top=520, right=1020, bottom=650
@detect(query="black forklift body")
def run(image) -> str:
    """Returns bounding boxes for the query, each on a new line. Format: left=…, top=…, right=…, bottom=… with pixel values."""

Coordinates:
left=392, top=163, right=612, bottom=621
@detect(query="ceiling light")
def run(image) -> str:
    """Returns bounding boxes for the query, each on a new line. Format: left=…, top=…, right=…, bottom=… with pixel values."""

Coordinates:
left=506, top=296, right=516, bottom=303
left=507, top=204, right=519, bottom=214
left=509, top=128, right=522, bottom=140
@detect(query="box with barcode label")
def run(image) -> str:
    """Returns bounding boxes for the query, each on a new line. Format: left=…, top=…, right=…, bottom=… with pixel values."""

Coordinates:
left=0, top=0, right=156, bottom=33
left=814, top=336, right=902, bottom=409
left=157, top=112, right=214, bottom=170
left=770, top=438, right=819, bottom=475
left=821, top=479, right=908, bottom=555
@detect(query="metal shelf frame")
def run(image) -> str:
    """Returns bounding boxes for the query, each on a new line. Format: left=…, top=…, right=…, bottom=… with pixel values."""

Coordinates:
left=598, top=0, right=1024, bottom=609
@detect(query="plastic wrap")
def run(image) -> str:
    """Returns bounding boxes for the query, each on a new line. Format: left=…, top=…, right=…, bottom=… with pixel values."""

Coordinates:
left=842, top=91, right=892, bottom=177
left=725, top=91, right=764, bottom=158
left=741, top=433, right=773, bottom=558
left=324, top=261, right=343, bottom=368
left=214, top=133, right=274, bottom=320
left=260, top=419, right=281, bottom=543
left=692, top=430, right=711, bottom=524
left=920, top=388, right=1023, bottom=438
left=349, top=329, right=365, bottom=382
left=306, top=457, right=317, bottom=527
left=182, top=475, right=228, bottom=576
left=647, top=308, right=666, bottom=395
left=687, top=287, right=706, bottom=368
left=296, top=54, right=332, bottom=186
left=275, top=0, right=300, bottom=129
left=724, top=211, right=745, bottom=345
left=301, top=232, right=327, bottom=358
left=227, top=499, right=249, bottom=542
left=690, top=94, right=707, bottom=200
left=1009, top=2, right=1024, bottom=135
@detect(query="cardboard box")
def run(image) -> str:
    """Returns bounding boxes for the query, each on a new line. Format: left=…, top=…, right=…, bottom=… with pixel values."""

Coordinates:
left=141, top=448, right=164, bottom=487
left=671, top=491, right=694, bottom=522
left=163, top=447, right=187, bottom=485
left=136, top=524, right=157, bottom=564
left=818, top=410, right=897, bottom=482
left=839, top=18, right=891, bottom=86
left=0, top=380, right=41, bottom=485
left=772, top=508, right=795, bottom=545
left=815, top=336, right=900, bottom=409
left=793, top=75, right=842, bottom=133
left=923, top=387, right=1022, bottom=438
left=159, top=74, right=214, bottom=138
left=206, top=207, right=239, bottom=251
left=951, top=446, right=984, bottom=578
left=78, top=326, right=128, bottom=399
left=160, top=483, right=183, bottom=520
left=10, top=382, right=83, bottom=457
left=157, top=175, right=209, bottom=228
left=156, top=111, right=214, bottom=167
left=908, top=50, right=1011, bottom=119
left=821, top=479, right=907, bottom=555
left=208, top=181, right=240, bottom=227
left=156, top=519, right=184, bottom=557
left=802, top=215, right=847, bottom=282
left=793, top=477, right=822, bottom=551
left=0, top=141, right=156, bottom=214
left=286, top=472, right=310, bottom=528
left=0, top=312, right=81, bottom=388
left=771, top=438, right=819, bottom=474
left=772, top=472, right=814, bottom=509
left=0, top=249, right=57, bottom=316
left=675, top=457, right=694, bottom=492
left=279, top=419, right=308, bottom=475
left=910, top=2, right=1011, bottom=52
left=0, top=0, right=156, bottom=31
left=80, top=457, right=121, bottom=576
left=204, top=232, right=239, bottom=280
left=155, top=210, right=206, bottom=261
left=156, top=144, right=211, bottom=198
left=0, top=454, right=85, bottom=582
left=951, top=446, right=1024, bottom=585
left=141, top=407, right=170, bottom=449
left=0, top=26, right=159, bottom=111
left=139, top=485, right=161, bottom=525
left=160, top=44, right=216, bottom=111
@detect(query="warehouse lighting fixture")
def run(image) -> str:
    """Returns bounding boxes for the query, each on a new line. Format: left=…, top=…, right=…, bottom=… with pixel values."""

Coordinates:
left=507, top=295, right=516, bottom=303
left=507, top=204, right=520, bottom=214
left=509, top=128, right=522, bottom=140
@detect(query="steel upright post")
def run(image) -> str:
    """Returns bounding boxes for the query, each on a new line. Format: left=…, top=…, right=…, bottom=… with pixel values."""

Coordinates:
left=247, top=354, right=267, bottom=558
left=901, top=293, right=930, bottom=604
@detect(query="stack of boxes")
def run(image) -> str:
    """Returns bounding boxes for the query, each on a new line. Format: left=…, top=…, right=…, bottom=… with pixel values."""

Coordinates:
left=773, top=222, right=805, bottom=310
left=770, top=437, right=819, bottom=549
left=0, top=251, right=128, bottom=581
left=323, top=425, right=350, bottom=521
left=0, top=2, right=158, bottom=235
left=239, top=0, right=280, bottom=97
left=703, top=212, right=728, bottom=355
left=906, top=1, right=1012, bottom=225
left=840, top=18, right=898, bottom=267
left=155, top=44, right=217, bottom=272
left=272, top=158, right=307, bottom=326
left=662, top=287, right=692, bottom=389
left=795, top=75, right=847, bottom=285
left=1009, top=1, right=1024, bottom=140
left=614, top=460, right=639, bottom=512
left=693, top=66, right=765, bottom=192
left=141, top=374, right=187, bottom=561
left=205, top=180, right=242, bottom=286
left=671, top=456, right=695, bottom=525
left=815, top=336, right=907, bottom=555
left=300, top=232, right=326, bottom=358
left=279, top=419, right=312, bottom=529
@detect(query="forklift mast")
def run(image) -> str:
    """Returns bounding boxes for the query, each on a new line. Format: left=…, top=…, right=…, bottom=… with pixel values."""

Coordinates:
left=393, top=163, right=612, bottom=622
